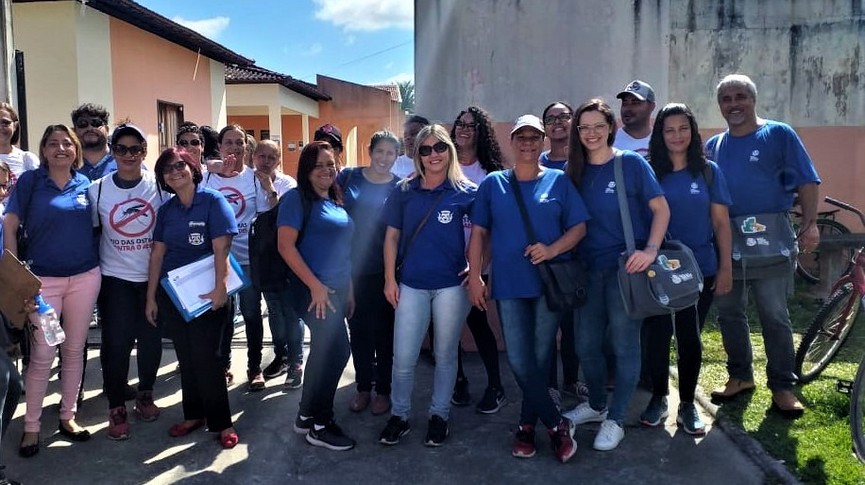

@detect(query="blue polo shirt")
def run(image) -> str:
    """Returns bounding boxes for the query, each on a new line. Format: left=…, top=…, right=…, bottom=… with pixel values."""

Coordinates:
left=337, top=167, right=398, bottom=276
left=4, top=167, right=98, bottom=277
left=277, top=189, right=354, bottom=289
left=153, top=185, right=238, bottom=277
left=539, top=151, right=567, bottom=171
left=577, top=150, right=664, bottom=271
left=382, top=178, right=476, bottom=290
left=706, top=121, right=820, bottom=218
left=472, top=169, right=589, bottom=299
left=657, top=162, right=732, bottom=277
left=78, top=153, right=118, bottom=181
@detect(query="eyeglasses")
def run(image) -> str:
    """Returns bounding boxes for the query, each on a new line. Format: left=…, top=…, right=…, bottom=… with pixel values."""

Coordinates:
left=312, top=162, right=337, bottom=170
left=178, top=139, right=202, bottom=147
left=162, top=161, right=187, bottom=174
left=113, top=144, right=145, bottom=156
left=74, top=118, right=105, bottom=129
left=577, top=123, right=610, bottom=134
left=543, top=113, right=572, bottom=125
left=0, top=119, right=14, bottom=127
left=417, top=141, right=449, bottom=157
left=454, top=121, right=477, bottom=130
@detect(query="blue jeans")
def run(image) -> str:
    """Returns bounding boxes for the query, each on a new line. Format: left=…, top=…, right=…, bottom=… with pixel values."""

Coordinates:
left=391, top=284, right=470, bottom=421
left=576, top=267, right=642, bottom=424
left=293, top=285, right=351, bottom=425
left=713, top=271, right=796, bottom=390
left=497, top=297, right=561, bottom=429
left=262, top=285, right=304, bottom=366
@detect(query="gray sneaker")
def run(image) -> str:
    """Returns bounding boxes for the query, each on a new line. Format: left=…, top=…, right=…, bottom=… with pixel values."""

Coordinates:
left=640, top=395, right=669, bottom=427
left=676, top=402, right=706, bottom=436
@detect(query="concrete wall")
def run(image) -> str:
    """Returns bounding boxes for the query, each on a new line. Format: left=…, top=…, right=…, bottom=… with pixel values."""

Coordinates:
left=415, top=0, right=865, bottom=223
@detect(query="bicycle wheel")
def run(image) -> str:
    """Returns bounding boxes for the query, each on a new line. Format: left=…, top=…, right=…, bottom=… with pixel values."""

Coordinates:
left=795, top=283, right=860, bottom=383
left=850, top=353, right=865, bottom=462
left=796, top=219, right=853, bottom=284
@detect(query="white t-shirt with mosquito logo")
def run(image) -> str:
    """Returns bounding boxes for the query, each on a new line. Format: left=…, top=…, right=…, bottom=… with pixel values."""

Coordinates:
left=204, top=168, right=270, bottom=266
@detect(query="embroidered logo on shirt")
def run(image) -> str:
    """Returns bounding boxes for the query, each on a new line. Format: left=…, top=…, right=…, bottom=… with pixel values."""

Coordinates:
left=749, top=150, right=760, bottom=162
left=539, top=193, right=550, bottom=202
left=189, top=221, right=206, bottom=228
left=437, top=210, right=453, bottom=224
left=605, top=181, right=616, bottom=194
left=188, top=233, right=204, bottom=246
left=76, top=193, right=89, bottom=207
left=690, top=182, right=700, bottom=195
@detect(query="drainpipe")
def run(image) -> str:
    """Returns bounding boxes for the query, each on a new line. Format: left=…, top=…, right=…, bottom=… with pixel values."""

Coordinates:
left=0, top=0, right=13, bottom=103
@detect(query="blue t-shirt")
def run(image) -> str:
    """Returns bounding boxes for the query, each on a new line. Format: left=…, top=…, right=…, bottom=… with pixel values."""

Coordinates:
left=577, top=150, right=664, bottom=270
left=4, top=167, right=98, bottom=277
left=657, top=162, right=732, bottom=276
left=472, top=169, right=590, bottom=299
left=277, top=189, right=354, bottom=289
left=78, top=153, right=118, bottom=181
left=539, top=151, right=567, bottom=171
left=705, top=121, right=820, bottom=218
left=336, top=167, right=398, bottom=276
left=152, top=185, right=238, bottom=277
left=382, top=178, right=476, bottom=290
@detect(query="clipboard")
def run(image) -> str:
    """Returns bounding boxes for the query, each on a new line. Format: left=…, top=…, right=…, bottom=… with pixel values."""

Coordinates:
left=0, top=249, right=42, bottom=329
left=160, top=253, right=249, bottom=322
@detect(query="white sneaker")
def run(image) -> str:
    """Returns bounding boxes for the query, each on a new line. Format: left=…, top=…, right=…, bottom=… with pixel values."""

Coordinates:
left=593, top=419, right=625, bottom=451
left=563, top=402, right=608, bottom=425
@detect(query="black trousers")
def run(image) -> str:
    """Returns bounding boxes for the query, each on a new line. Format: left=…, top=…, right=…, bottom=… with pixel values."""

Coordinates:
left=348, top=272, right=394, bottom=395
left=456, top=276, right=502, bottom=389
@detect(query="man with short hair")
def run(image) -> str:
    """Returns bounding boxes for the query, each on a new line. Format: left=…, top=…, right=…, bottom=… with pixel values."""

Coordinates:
left=706, top=74, right=820, bottom=417
left=613, top=80, right=656, bottom=157
left=71, top=103, right=117, bottom=181
left=392, top=115, right=430, bottom=179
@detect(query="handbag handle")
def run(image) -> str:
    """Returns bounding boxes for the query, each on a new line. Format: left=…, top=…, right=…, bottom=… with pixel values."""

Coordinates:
left=611, top=151, right=637, bottom=255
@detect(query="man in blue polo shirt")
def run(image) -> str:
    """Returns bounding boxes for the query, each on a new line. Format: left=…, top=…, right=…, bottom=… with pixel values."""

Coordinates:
left=706, top=74, right=820, bottom=418
left=71, top=104, right=117, bottom=181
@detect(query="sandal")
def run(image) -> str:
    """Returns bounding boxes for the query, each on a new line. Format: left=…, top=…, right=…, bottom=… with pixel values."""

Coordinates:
left=168, top=419, right=206, bottom=438
left=219, top=430, right=239, bottom=449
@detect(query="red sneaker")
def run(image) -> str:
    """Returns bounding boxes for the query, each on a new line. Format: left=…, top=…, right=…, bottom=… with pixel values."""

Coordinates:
left=512, top=424, right=535, bottom=458
left=549, top=418, right=577, bottom=463
left=107, top=406, right=130, bottom=441
left=134, top=391, right=161, bottom=422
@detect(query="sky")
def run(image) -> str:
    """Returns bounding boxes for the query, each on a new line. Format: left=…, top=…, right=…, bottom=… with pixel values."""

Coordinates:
left=136, top=0, right=414, bottom=86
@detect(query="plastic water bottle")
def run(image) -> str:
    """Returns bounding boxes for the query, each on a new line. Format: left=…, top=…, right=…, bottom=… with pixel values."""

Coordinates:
left=31, top=294, right=65, bottom=346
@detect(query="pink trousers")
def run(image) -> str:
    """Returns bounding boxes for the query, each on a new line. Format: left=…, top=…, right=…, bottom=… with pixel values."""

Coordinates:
left=24, top=267, right=101, bottom=433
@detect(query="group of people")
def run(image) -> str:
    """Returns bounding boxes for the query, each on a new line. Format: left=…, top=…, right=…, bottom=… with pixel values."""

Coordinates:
left=0, top=71, right=820, bottom=480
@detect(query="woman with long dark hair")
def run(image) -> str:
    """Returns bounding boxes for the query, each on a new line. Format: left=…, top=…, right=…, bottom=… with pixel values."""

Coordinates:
left=278, top=141, right=356, bottom=451
left=447, top=106, right=506, bottom=412
left=562, top=99, right=670, bottom=452
left=639, top=103, right=732, bottom=435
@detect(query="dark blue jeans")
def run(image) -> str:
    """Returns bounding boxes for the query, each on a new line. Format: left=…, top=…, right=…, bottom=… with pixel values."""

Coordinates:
left=293, top=285, right=351, bottom=425
left=497, top=296, right=561, bottom=429
left=262, top=284, right=304, bottom=367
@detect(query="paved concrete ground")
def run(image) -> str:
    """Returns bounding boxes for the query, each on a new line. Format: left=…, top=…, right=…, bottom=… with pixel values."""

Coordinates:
left=1, top=323, right=765, bottom=485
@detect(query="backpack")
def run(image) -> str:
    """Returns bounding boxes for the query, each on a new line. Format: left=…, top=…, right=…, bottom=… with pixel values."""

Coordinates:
left=248, top=194, right=310, bottom=292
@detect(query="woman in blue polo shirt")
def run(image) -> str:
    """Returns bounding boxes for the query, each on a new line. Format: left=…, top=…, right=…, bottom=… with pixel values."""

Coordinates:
left=562, top=99, right=670, bottom=452
left=144, top=147, right=239, bottom=449
left=337, top=130, right=400, bottom=416
left=377, top=124, right=475, bottom=448
left=639, top=103, right=732, bottom=435
left=3, top=125, right=100, bottom=457
left=277, top=141, right=356, bottom=452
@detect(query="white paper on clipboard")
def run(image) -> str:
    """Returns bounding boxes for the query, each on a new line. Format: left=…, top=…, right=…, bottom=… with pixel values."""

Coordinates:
left=165, top=254, right=245, bottom=313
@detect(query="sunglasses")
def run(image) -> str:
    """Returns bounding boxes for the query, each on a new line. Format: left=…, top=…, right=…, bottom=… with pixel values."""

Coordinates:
left=0, top=119, right=14, bottom=127
left=162, top=161, right=187, bottom=174
left=418, top=141, right=449, bottom=157
left=74, top=118, right=105, bottom=129
left=454, top=121, right=477, bottom=130
left=112, top=144, right=145, bottom=156
left=178, top=139, right=202, bottom=147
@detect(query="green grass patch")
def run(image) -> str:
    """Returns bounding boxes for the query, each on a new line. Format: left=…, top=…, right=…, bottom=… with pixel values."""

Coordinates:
left=699, top=280, right=865, bottom=484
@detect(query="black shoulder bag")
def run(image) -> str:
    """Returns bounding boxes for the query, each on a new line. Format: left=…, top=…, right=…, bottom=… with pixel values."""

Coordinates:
left=508, top=170, right=587, bottom=311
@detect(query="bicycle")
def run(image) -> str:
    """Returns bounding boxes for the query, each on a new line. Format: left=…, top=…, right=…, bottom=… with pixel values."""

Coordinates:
left=792, top=196, right=856, bottom=284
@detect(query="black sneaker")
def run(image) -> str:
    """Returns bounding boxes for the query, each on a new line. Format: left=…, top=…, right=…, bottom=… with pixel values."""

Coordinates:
left=285, top=365, right=303, bottom=390
left=379, top=416, right=411, bottom=445
left=424, top=415, right=448, bottom=447
left=476, top=386, right=506, bottom=414
left=306, top=421, right=356, bottom=451
left=451, top=378, right=470, bottom=407
left=293, top=414, right=312, bottom=434
left=262, top=357, right=288, bottom=379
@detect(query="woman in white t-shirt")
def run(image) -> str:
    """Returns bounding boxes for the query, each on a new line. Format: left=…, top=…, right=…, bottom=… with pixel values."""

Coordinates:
left=0, top=103, right=39, bottom=188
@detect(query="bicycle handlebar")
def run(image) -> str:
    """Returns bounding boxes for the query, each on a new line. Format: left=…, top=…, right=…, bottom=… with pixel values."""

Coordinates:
left=824, top=196, right=865, bottom=228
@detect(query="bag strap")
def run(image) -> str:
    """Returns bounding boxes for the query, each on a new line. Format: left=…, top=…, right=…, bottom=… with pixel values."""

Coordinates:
left=507, top=169, right=539, bottom=243
left=94, top=177, right=104, bottom=231
left=296, top=195, right=311, bottom=245
left=612, top=151, right=637, bottom=255
left=712, top=132, right=725, bottom=163
left=401, top=188, right=447, bottom=263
